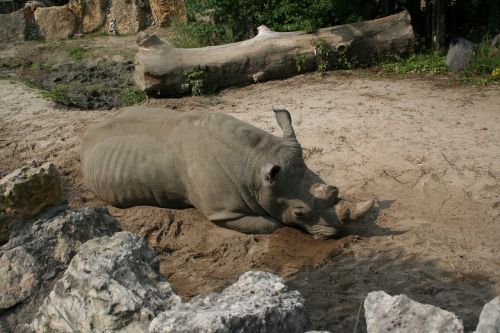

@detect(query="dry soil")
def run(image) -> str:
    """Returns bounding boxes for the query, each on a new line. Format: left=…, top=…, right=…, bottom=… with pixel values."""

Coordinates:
left=0, top=68, right=499, bottom=331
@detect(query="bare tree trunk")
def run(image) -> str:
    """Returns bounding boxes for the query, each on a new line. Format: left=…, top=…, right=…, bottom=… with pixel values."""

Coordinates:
left=432, top=0, right=446, bottom=53
left=135, top=11, right=415, bottom=96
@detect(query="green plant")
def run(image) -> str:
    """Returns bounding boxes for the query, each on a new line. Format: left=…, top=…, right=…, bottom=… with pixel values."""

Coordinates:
left=460, top=40, right=500, bottom=85
left=66, top=46, right=90, bottom=61
left=43, top=86, right=77, bottom=107
left=169, top=19, right=236, bottom=48
left=119, top=87, right=146, bottom=106
left=293, top=53, right=309, bottom=72
left=381, top=53, right=448, bottom=75
left=313, top=38, right=333, bottom=73
left=184, top=69, right=206, bottom=95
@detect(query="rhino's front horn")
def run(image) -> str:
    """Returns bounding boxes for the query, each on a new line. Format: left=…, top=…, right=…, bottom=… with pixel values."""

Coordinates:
left=349, top=199, right=374, bottom=220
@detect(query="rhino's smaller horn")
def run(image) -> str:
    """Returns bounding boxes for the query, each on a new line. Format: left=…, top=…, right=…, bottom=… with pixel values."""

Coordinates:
left=273, top=107, right=298, bottom=144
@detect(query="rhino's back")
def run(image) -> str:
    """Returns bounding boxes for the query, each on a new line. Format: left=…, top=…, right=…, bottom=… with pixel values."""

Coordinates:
left=82, top=107, right=272, bottom=213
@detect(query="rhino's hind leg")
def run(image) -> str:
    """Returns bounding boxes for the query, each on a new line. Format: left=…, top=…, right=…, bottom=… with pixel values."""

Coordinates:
left=212, top=216, right=283, bottom=234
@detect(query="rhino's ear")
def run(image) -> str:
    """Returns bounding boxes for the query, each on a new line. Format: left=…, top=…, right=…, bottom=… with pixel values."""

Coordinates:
left=273, top=107, right=297, bottom=141
left=262, top=163, right=281, bottom=186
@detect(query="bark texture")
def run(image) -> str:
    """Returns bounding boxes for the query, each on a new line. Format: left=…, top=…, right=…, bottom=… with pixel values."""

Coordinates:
left=134, top=11, right=415, bottom=96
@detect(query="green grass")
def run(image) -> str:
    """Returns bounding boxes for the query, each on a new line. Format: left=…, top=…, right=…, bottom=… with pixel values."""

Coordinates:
left=66, top=46, right=91, bottom=61
left=381, top=53, right=449, bottom=75
left=43, top=86, right=79, bottom=107
left=119, top=87, right=146, bottom=106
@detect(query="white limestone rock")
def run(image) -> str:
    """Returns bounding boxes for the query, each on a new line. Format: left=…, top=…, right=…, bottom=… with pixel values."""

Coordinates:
left=364, top=290, right=464, bottom=333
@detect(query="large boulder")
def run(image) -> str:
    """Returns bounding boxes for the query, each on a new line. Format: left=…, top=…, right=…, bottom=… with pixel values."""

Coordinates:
left=68, top=0, right=108, bottom=33
left=0, top=207, right=120, bottom=332
left=32, top=231, right=181, bottom=333
left=364, top=291, right=464, bottom=333
left=446, top=37, right=475, bottom=72
left=109, top=0, right=152, bottom=34
left=475, top=296, right=500, bottom=333
left=34, top=5, right=78, bottom=39
left=0, top=10, right=26, bottom=44
left=149, top=0, right=186, bottom=27
left=0, top=161, right=63, bottom=244
left=149, top=271, right=311, bottom=333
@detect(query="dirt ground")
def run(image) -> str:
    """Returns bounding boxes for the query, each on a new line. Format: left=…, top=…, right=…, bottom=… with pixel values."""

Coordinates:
left=1, top=62, right=499, bottom=331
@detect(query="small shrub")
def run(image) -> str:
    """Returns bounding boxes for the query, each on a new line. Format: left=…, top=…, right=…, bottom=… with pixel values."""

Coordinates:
left=169, top=19, right=236, bottom=48
left=66, top=46, right=90, bottom=61
left=460, top=40, right=500, bottom=85
left=184, top=69, right=205, bottom=95
left=120, top=87, right=146, bottom=106
left=313, top=38, right=333, bottom=73
left=293, top=53, right=309, bottom=72
left=43, top=86, right=78, bottom=107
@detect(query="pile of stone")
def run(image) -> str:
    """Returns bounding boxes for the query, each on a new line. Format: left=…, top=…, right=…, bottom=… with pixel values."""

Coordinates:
left=0, top=161, right=498, bottom=333
left=0, top=0, right=185, bottom=42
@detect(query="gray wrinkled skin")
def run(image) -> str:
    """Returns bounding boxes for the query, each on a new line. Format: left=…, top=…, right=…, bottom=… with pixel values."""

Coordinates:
left=82, top=107, right=365, bottom=237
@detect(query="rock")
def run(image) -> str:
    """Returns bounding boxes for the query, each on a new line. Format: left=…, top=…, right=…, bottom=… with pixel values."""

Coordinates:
left=150, top=0, right=186, bottom=27
left=32, top=231, right=181, bottom=333
left=0, top=207, right=120, bottom=331
left=68, top=0, right=109, bottom=33
left=34, top=5, right=78, bottom=40
left=475, top=296, right=500, bottom=333
left=491, top=34, right=500, bottom=49
left=149, top=271, right=311, bottom=333
left=364, top=291, right=464, bottom=333
left=0, top=10, right=26, bottom=44
left=109, top=0, right=152, bottom=34
left=446, top=37, right=475, bottom=72
left=0, top=161, right=63, bottom=244
left=0, top=247, right=40, bottom=310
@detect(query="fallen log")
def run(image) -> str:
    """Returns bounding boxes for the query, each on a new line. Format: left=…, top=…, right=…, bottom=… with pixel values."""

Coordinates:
left=134, top=11, right=415, bottom=96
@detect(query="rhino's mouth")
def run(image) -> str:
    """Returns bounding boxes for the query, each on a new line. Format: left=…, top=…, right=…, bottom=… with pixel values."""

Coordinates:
left=307, top=224, right=339, bottom=237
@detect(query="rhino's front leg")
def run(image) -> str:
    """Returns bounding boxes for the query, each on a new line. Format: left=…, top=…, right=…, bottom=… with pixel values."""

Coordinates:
left=212, top=215, right=283, bottom=234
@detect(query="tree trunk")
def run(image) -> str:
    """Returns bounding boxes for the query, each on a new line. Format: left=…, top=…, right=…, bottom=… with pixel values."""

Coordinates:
left=432, top=0, right=446, bottom=53
left=134, top=11, right=415, bottom=96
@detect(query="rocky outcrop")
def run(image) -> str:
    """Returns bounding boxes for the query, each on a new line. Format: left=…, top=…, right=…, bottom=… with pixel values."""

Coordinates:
left=32, top=231, right=310, bottom=333
left=150, top=0, right=185, bottom=27
left=0, top=10, right=26, bottom=44
left=32, top=231, right=181, bottom=333
left=446, top=37, right=475, bottom=72
left=0, top=207, right=120, bottom=332
left=364, top=291, right=464, bottom=333
left=109, top=0, right=152, bottom=34
left=34, top=5, right=78, bottom=39
left=150, top=271, right=311, bottom=333
left=0, top=161, right=63, bottom=244
left=475, top=296, right=500, bottom=333
left=68, top=0, right=108, bottom=33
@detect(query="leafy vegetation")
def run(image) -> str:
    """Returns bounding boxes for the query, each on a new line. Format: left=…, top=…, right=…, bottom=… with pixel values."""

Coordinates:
left=66, top=46, right=90, bottom=61
left=120, top=87, right=146, bottom=106
left=381, top=53, right=449, bottom=75
left=313, top=38, right=333, bottom=73
left=293, top=53, right=309, bottom=73
left=184, top=69, right=206, bottom=95
left=460, top=40, right=500, bottom=85
left=169, top=19, right=237, bottom=48
left=43, top=86, right=80, bottom=107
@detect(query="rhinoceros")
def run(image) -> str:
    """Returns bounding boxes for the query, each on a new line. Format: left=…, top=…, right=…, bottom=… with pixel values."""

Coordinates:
left=82, top=107, right=373, bottom=237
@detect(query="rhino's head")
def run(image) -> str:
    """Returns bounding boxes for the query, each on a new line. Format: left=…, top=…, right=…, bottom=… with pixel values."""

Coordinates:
left=256, top=108, right=371, bottom=237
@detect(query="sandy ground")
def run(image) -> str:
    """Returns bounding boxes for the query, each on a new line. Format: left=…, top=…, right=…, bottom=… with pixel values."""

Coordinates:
left=1, top=71, right=499, bottom=331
